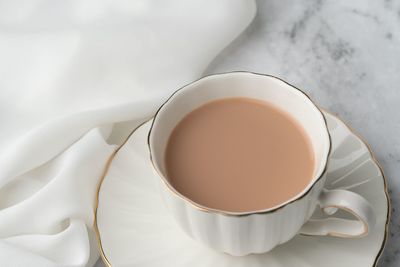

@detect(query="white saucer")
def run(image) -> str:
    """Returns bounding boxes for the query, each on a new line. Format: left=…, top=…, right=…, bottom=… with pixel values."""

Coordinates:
left=95, top=111, right=389, bottom=267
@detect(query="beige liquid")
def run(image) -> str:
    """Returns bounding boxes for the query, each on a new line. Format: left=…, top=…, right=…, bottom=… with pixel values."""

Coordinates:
left=165, top=97, right=315, bottom=212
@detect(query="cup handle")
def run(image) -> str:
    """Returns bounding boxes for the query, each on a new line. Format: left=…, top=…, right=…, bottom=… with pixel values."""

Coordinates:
left=299, top=189, right=376, bottom=237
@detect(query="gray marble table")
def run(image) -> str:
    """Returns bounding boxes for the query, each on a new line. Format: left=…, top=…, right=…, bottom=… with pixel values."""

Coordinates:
left=207, top=1, right=400, bottom=265
left=96, top=0, right=400, bottom=266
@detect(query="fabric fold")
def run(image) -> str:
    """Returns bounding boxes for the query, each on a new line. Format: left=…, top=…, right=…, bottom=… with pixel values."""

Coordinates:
left=0, top=1, right=256, bottom=266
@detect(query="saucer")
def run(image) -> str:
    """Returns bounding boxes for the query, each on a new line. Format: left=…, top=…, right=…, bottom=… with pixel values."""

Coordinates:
left=95, top=111, right=389, bottom=267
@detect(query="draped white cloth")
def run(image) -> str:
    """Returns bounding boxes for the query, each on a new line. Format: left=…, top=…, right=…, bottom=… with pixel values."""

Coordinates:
left=0, top=1, right=256, bottom=266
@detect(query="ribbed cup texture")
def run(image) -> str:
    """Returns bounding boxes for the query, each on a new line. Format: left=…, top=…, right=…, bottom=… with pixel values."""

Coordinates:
left=160, top=176, right=325, bottom=256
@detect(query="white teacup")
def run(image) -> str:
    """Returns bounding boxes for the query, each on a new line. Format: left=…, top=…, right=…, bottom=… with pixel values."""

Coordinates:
left=148, top=72, right=376, bottom=256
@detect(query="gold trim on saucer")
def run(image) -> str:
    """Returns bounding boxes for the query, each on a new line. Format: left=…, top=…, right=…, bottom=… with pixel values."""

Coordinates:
left=93, top=118, right=152, bottom=267
left=93, top=80, right=390, bottom=267
left=323, top=110, right=391, bottom=267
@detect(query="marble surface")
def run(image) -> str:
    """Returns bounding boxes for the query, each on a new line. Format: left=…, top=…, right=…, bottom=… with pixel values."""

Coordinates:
left=96, top=0, right=400, bottom=266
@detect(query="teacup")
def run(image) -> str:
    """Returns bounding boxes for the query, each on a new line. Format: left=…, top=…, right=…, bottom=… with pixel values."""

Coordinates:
left=148, top=72, right=376, bottom=256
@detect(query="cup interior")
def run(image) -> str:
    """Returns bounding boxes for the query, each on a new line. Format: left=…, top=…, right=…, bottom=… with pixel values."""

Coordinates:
left=148, top=72, right=330, bottom=213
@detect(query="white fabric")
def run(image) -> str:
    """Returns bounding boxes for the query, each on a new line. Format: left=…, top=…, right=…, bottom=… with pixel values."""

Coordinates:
left=0, top=1, right=256, bottom=266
